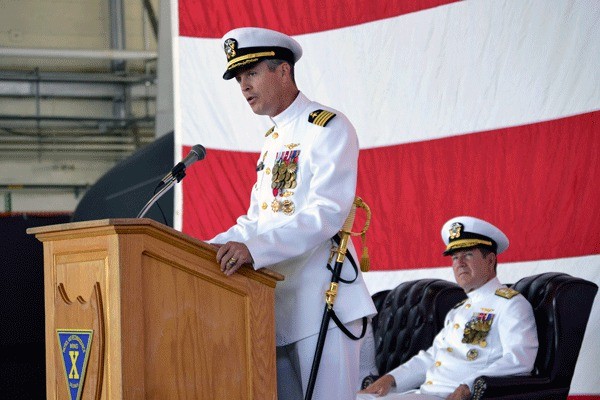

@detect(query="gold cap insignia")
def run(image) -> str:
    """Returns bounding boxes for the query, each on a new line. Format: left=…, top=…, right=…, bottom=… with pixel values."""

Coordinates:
left=224, top=38, right=237, bottom=60
left=449, top=222, right=463, bottom=239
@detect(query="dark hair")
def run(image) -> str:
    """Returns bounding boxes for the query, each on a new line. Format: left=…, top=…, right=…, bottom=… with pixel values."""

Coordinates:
left=477, top=246, right=498, bottom=271
left=264, top=59, right=296, bottom=83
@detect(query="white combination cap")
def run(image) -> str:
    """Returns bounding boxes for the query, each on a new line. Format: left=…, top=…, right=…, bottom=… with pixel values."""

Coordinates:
left=221, top=27, right=302, bottom=80
left=441, top=216, right=509, bottom=255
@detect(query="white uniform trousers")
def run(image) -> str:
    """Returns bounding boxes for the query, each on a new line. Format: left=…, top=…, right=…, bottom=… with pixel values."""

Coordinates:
left=356, top=390, right=445, bottom=400
left=277, top=318, right=364, bottom=400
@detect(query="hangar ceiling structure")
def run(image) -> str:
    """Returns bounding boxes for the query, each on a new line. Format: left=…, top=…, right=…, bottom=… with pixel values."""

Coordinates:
left=0, top=0, right=159, bottom=161
left=0, top=0, right=162, bottom=212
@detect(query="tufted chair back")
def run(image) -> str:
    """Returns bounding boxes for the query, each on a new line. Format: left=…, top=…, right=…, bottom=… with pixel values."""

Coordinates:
left=373, top=279, right=467, bottom=376
left=370, top=289, right=390, bottom=338
left=471, top=272, right=598, bottom=399
left=512, top=273, right=597, bottom=388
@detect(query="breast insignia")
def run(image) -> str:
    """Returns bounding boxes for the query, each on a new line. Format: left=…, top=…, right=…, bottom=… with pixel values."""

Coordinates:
left=495, top=287, right=519, bottom=299
left=308, top=109, right=336, bottom=127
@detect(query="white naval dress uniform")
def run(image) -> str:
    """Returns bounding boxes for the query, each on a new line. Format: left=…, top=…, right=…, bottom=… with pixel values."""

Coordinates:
left=209, top=92, right=377, bottom=399
left=357, top=277, right=538, bottom=400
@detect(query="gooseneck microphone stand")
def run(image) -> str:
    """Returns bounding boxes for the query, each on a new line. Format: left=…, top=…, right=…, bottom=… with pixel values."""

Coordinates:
left=136, top=166, right=186, bottom=219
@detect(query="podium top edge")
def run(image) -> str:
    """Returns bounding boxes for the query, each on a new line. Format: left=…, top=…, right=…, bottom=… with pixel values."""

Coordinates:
left=26, top=218, right=161, bottom=235
left=26, top=218, right=285, bottom=282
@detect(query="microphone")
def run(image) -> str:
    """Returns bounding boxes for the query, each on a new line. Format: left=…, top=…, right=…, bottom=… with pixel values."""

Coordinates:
left=137, top=144, right=207, bottom=219
left=160, top=144, right=206, bottom=184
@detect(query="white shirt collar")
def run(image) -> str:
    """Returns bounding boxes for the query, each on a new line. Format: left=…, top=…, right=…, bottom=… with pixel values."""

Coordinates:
left=270, top=91, right=309, bottom=128
left=467, top=276, right=502, bottom=302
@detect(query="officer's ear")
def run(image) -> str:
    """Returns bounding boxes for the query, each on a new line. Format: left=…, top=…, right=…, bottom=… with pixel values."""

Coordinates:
left=486, top=252, right=497, bottom=270
left=280, top=62, right=291, bottom=78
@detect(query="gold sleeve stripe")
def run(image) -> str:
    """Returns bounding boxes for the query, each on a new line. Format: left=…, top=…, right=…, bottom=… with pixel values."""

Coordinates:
left=310, top=110, right=336, bottom=127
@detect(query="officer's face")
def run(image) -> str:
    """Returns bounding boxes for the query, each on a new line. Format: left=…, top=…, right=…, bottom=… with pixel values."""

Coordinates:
left=235, top=61, right=289, bottom=117
left=450, top=248, right=496, bottom=293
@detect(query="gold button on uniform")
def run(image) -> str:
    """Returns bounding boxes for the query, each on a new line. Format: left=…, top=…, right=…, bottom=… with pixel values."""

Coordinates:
left=273, top=132, right=279, bottom=139
left=447, top=347, right=453, bottom=352
left=435, top=361, right=441, bottom=367
left=454, top=323, right=460, bottom=329
left=261, top=202, right=268, bottom=210
left=465, top=304, right=471, bottom=309
left=265, top=167, right=271, bottom=175
left=426, top=381, right=433, bottom=385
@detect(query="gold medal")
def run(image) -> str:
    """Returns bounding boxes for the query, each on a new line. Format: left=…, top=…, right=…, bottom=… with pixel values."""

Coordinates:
left=282, top=200, right=295, bottom=215
left=466, top=349, right=479, bottom=361
left=271, top=199, right=281, bottom=212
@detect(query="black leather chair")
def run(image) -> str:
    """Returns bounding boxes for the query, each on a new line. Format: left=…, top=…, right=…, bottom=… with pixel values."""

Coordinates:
left=361, top=279, right=467, bottom=388
left=370, top=289, right=391, bottom=338
left=471, top=272, right=598, bottom=400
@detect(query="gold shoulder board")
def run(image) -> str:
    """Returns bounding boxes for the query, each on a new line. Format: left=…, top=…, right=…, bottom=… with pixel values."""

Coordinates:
left=265, top=126, right=275, bottom=137
left=453, top=298, right=467, bottom=309
left=495, top=287, right=519, bottom=299
left=308, top=109, right=336, bottom=127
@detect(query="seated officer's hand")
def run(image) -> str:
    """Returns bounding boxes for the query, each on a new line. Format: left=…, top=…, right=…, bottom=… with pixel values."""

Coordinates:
left=358, top=374, right=395, bottom=397
left=446, top=384, right=471, bottom=400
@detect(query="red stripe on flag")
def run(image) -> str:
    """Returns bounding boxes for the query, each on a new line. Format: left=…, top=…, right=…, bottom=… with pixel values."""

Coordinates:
left=182, top=148, right=257, bottom=239
left=179, top=0, right=459, bottom=38
left=356, top=111, right=600, bottom=269
left=182, top=110, right=600, bottom=270
left=569, top=397, right=600, bottom=400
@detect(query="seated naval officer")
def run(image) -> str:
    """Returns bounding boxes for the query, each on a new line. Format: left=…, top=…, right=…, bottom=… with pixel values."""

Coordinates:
left=357, top=216, right=538, bottom=400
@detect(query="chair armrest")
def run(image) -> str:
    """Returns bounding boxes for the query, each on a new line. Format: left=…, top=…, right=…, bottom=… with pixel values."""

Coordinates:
left=471, top=375, right=568, bottom=400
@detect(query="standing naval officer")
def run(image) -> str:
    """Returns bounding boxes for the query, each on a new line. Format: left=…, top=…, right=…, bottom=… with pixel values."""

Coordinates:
left=358, top=216, right=538, bottom=400
left=207, top=27, right=376, bottom=399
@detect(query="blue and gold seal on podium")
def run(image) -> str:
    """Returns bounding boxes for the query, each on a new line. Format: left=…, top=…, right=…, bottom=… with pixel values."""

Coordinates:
left=57, top=329, right=93, bottom=400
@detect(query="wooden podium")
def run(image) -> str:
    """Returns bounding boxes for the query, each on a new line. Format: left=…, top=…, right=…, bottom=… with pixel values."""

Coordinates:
left=28, top=219, right=283, bottom=400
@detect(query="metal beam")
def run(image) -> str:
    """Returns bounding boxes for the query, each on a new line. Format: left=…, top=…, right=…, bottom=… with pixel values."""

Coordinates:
left=142, top=0, right=159, bottom=40
left=0, top=47, right=157, bottom=60
left=0, top=80, right=156, bottom=99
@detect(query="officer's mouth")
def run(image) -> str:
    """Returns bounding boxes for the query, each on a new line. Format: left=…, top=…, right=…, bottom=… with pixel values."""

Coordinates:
left=246, top=95, right=257, bottom=105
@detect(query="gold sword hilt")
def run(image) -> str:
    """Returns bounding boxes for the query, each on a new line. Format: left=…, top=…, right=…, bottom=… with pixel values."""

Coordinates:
left=333, top=197, right=372, bottom=267
left=326, top=197, right=373, bottom=309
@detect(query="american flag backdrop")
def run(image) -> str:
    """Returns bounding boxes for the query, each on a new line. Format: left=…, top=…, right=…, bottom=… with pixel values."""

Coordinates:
left=173, top=0, right=600, bottom=397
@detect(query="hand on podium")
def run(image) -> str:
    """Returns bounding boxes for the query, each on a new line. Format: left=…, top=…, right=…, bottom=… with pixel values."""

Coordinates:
left=214, top=241, right=254, bottom=276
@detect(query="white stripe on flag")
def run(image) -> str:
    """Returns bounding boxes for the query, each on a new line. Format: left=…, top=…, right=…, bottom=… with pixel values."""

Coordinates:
left=178, top=0, right=600, bottom=150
